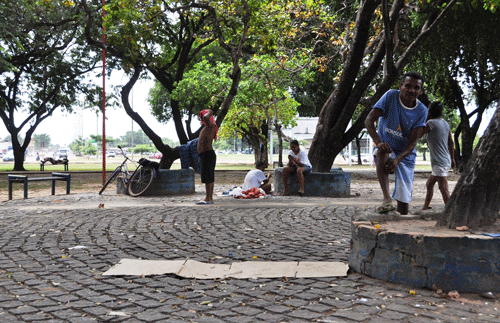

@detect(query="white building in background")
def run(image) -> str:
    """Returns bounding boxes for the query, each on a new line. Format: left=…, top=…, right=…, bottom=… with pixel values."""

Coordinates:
left=282, top=117, right=318, bottom=148
left=278, top=117, right=373, bottom=165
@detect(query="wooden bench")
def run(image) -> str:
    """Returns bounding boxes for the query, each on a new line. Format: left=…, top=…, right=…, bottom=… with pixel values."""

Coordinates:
left=40, top=159, right=69, bottom=171
left=8, top=172, right=71, bottom=200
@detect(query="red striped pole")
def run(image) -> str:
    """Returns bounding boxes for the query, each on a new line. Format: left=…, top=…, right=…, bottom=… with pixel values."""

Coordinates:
left=102, top=0, right=106, bottom=184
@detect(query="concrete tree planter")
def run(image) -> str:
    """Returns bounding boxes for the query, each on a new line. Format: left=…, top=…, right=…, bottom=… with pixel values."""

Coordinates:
left=117, top=169, right=195, bottom=196
left=350, top=223, right=500, bottom=293
left=273, top=167, right=350, bottom=197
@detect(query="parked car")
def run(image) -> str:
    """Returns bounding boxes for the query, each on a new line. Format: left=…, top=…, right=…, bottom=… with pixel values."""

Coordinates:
left=3, top=150, right=14, bottom=162
left=107, top=151, right=116, bottom=158
left=350, top=154, right=373, bottom=164
left=150, top=152, right=162, bottom=159
left=59, top=149, right=68, bottom=159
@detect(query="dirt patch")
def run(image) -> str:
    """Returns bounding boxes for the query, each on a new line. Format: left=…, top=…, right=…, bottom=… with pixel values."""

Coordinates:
left=380, top=219, right=500, bottom=237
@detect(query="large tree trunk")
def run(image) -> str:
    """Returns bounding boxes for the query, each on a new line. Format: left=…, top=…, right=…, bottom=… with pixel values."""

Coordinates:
left=308, top=0, right=457, bottom=172
left=438, top=104, right=500, bottom=229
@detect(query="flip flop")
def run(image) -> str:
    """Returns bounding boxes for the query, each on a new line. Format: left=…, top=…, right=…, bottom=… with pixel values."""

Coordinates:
left=376, top=203, right=396, bottom=213
left=195, top=201, right=213, bottom=205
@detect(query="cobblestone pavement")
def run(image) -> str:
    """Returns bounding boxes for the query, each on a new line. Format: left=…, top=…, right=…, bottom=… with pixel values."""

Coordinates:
left=0, top=190, right=498, bottom=323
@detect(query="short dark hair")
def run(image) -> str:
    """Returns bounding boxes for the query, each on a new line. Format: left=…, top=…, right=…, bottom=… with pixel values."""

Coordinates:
left=290, top=139, right=299, bottom=146
left=401, top=71, right=424, bottom=85
left=428, top=101, right=443, bottom=118
left=256, top=161, right=266, bottom=168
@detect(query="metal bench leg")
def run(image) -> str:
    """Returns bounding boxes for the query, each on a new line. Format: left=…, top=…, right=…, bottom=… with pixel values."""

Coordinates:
left=23, top=178, right=28, bottom=199
left=51, top=179, right=56, bottom=195
left=8, top=178, right=13, bottom=200
left=66, top=175, right=71, bottom=194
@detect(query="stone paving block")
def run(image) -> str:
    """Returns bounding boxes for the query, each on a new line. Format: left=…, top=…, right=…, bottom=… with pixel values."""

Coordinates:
left=225, top=316, right=262, bottom=323
left=254, top=312, right=287, bottom=322
left=287, top=309, right=324, bottom=320
left=0, top=300, right=25, bottom=308
left=134, top=310, right=170, bottom=321
left=67, top=317, right=99, bottom=323
left=20, top=313, right=53, bottom=321
left=8, top=305, right=39, bottom=315
left=206, top=309, right=238, bottom=317
left=230, top=305, right=263, bottom=316
left=329, top=309, right=371, bottom=321
left=304, top=303, right=332, bottom=313
left=282, top=299, right=309, bottom=308
left=264, top=304, right=293, bottom=314
left=378, top=309, right=410, bottom=320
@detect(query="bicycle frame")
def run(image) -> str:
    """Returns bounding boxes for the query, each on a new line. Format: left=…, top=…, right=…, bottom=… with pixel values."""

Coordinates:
left=99, top=146, right=156, bottom=196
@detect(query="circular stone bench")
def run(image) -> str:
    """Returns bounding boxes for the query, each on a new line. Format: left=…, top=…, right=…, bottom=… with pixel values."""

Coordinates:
left=349, top=222, right=500, bottom=293
left=117, top=168, right=195, bottom=196
left=273, top=167, right=350, bottom=197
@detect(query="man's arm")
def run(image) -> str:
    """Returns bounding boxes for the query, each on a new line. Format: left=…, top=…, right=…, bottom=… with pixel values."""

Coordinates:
left=365, top=108, right=392, bottom=153
left=262, top=173, right=271, bottom=184
left=385, top=126, right=425, bottom=173
left=420, top=124, right=430, bottom=137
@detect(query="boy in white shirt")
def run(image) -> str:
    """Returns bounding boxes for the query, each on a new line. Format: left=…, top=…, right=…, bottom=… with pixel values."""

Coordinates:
left=282, top=140, right=312, bottom=196
left=242, top=161, right=272, bottom=194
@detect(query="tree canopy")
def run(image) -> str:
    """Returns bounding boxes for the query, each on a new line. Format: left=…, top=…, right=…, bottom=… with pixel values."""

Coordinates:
left=411, top=1, right=500, bottom=170
left=0, top=0, right=100, bottom=170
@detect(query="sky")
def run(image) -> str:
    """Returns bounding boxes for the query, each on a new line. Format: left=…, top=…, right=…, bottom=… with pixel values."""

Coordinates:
left=0, top=72, right=180, bottom=147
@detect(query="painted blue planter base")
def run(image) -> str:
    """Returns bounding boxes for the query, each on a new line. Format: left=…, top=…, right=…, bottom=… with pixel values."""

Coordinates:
left=117, top=168, right=195, bottom=196
left=273, top=167, right=350, bottom=197
left=350, top=223, right=500, bottom=293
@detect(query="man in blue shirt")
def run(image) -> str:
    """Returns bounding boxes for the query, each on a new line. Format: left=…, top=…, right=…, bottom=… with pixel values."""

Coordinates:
left=364, top=71, right=427, bottom=215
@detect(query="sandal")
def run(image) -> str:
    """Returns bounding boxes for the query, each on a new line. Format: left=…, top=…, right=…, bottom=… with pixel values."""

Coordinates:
left=376, top=203, right=396, bottom=213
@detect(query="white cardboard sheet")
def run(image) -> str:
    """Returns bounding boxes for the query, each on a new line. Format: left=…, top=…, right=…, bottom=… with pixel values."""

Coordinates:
left=103, top=259, right=348, bottom=279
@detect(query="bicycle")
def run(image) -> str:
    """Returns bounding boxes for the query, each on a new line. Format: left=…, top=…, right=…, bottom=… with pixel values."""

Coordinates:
left=99, top=146, right=158, bottom=197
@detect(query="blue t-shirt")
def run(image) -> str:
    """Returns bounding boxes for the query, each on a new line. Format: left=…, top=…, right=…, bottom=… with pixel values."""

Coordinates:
left=373, top=90, right=427, bottom=161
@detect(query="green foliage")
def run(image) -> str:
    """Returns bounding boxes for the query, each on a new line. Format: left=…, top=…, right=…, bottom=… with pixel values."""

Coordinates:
left=213, top=138, right=235, bottom=152
left=33, top=134, right=51, bottom=149
left=170, top=58, right=232, bottom=112
left=116, top=129, right=153, bottom=147
left=0, top=0, right=100, bottom=170
left=132, top=144, right=154, bottom=154
left=83, top=142, right=98, bottom=156
left=69, top=137, right=85, bottom=155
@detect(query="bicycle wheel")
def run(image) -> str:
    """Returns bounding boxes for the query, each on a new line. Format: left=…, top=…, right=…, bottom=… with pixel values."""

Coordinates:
left=99, top=167, right=121, bottom=195
left=127, top=166, right=155, bottom=197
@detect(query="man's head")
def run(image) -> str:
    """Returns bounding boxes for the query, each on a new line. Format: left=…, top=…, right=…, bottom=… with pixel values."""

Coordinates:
left=256, top=161, right=267, bottom=170
left=198, top=109, right=211, bottom=123
left=428, top=101, right=443, bottom=119
left=399, top=71, right=424, bottom=108
left=290, top=140, right=300, bottom=154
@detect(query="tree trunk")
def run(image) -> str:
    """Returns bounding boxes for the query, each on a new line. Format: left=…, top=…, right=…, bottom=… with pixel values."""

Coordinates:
left=438, top=104, right=500, bottom=229
left=308, top=0, right=457, bottom=172
left=12, top=148, right=26, bottom=171
left=355, top=136, right=362, bottom=165
left=276, top=124, right=284, bottom=167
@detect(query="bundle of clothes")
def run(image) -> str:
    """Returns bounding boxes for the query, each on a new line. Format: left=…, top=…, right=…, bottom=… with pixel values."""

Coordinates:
left=226, top=186, right=267, bottom=199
